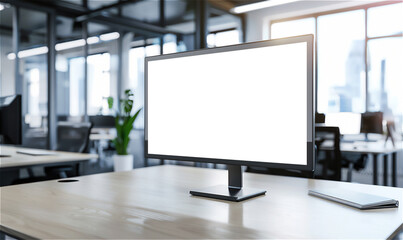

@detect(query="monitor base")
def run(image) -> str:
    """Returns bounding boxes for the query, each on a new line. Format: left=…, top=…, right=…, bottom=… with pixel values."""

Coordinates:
left=190, top=185, right=266, bottom=202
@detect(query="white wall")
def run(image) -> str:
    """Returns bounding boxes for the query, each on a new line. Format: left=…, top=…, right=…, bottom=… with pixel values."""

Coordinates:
left=245, top=0, right=382, bottom=42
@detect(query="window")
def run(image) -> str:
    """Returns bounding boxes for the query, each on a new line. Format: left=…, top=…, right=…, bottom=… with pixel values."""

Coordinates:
left=129, top=44, right=161, bottom=128
left=207, top=30, right=240, bottom=48
left=87, top=53, right=111, bottom=115
left=367, top=3, right=403, bottom=38
left=163, top=34, right=177, bottom=54
left=317, top=10, right=365, bottom=113
left=367, top=37, right=403, bottom=125
left=68, top=57, right=85, bottom=117
left=271, top=17, right=315, bottom=39
left=270, top=2, right=403, bottom=130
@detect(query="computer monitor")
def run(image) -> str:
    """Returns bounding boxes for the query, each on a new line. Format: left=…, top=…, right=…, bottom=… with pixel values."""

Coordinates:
left=360, top=112, right=383, bottom=141
left=145, top=35, right=314, bottom=202
left=0, top=95, right=22, bottom=145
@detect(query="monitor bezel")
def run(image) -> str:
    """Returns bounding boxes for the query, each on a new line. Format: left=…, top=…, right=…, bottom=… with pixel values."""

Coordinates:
left=144, top=34, right=314, bottom=172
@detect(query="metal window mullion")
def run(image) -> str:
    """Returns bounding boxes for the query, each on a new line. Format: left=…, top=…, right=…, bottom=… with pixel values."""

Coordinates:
left=13, top=7, right=21, bottom=95
left=47, top=11, right=57, bottom=150
left=314, top=17, right=318, bottom=113
left=159, top=0, right=165, bottom=55
left=83, top=0, right=88, bottom=121
left=365, top=9, right=369, bottom=112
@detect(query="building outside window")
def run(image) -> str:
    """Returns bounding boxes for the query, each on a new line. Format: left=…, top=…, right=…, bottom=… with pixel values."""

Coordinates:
left=271, top=2, right=403, bottom=131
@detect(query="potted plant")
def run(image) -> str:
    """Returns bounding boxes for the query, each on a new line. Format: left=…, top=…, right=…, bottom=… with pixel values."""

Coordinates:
left=107, top=89, right=142, bottom=172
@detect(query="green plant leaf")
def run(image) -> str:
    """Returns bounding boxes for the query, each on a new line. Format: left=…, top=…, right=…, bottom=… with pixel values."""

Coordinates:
left=107, top=97, right=114, bottom=109
left=112, top=89, right=141, bottom=155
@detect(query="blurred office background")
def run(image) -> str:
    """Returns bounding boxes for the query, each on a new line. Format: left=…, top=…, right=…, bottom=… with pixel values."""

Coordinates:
left=0, top=0, right=402, bottom=186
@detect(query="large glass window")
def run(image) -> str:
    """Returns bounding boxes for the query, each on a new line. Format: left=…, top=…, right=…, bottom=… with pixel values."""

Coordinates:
left=55, top=16, right=86, bottom=121
left=271, top=17, right=315, bottom=39
left=207, top=29, right=240, bottom=48
left=317, top=10, right=365, bottom=113
left=87, top=53, right=111, bottom=115
left=0, top=4, right=15, bottom=97
left=270, top=2, right=403, bottom=130
left=68, top=57, right=85, bottom=117
left=128, top=44, right=161, bottom=129
left=367, top=37, right=403, bottom=126
left=367, top=3, right=403, bottom=38
left=19, top=8, right=48, bottom=148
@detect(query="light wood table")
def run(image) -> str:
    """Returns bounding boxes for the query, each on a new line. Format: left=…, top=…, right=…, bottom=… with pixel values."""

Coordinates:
left=0, top=145, right=97, bottom=186
left=1, top=165, right=402, bottom=239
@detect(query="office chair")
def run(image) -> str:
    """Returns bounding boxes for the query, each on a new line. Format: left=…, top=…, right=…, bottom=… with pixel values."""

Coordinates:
left=89, top=115, right=115, bottom=128
left=315, top=126, right=367, bottom=182
left=45, top=122, right=93, bottom=179
left=315, top=126, right=342, bottom=181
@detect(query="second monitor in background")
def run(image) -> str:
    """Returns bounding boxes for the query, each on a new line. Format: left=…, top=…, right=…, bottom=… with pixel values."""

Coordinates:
left=360, top=112, right=383, bottom=142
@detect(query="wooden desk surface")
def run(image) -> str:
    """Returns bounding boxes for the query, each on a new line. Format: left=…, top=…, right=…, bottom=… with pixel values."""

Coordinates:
left=0, top=146, right=98, bottom=169
left=1, top=165, right=402, bottom=239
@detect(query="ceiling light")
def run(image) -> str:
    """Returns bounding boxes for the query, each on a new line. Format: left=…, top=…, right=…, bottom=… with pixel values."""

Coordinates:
left=18, top=47, right=48, bottom=58
left=55, top=39, right=86, bottom=51
left=100, top=32, right=120, bottom=41
left=7, top=53, right=16, bottom=60
left=231, top=0, right=301, bottom=14
left=87, top=36, right=100, bottom=44
left=0, top=4, right=5, bottom=11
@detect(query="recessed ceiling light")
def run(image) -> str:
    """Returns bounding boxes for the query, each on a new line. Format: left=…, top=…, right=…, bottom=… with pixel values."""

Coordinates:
left=87, top=36, right=100, bottom=44
left=100, top=32, right=120, bottom=41
left=231, top=0, right=302, bottom=14
left=55, top=39, right=86, bottom=51
left=17, top=47, right=49, bottom=58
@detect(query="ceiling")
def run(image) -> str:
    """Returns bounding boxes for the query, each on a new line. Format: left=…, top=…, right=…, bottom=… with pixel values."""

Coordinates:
left=0, top=0, right=250, bottom=44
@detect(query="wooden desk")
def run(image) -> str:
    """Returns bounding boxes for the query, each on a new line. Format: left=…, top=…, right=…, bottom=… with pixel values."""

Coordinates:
left=1, top=165, right=401, bottom=239
left=340, top=141, right=402, bottom=186
left=0, top=146, right=97, bottom=185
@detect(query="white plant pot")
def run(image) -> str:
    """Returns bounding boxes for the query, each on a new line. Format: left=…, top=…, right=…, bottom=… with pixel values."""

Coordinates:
left=113, top=154, right=133, bottom=172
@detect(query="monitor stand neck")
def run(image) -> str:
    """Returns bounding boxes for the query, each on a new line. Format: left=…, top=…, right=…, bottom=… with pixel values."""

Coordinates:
left=189, top=164, right=266, bottom=202
left=228, top=165, right=242, bottom=189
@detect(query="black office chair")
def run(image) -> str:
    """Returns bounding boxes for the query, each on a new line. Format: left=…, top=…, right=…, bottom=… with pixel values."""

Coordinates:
left=89, top=115, right=115, bottom=128
left=315, top=126, right=342, bottom=181
left=45, top=122, right=93, bottom=179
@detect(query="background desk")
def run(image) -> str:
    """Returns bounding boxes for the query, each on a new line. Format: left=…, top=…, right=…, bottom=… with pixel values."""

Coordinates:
left=0, top=146, right=97, bottom=186
left=1, top=165, right=401, bottom=239
left=340, top=141, right=402, bottom=186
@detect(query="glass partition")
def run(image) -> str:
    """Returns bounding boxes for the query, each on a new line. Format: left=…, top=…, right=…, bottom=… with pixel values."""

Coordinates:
left=19, top=8, right=48, bottom=148
left=0, top=4, right=15, bottom=97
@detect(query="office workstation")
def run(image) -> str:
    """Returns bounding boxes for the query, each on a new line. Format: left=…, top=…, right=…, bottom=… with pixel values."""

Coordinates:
left=1, top=0, right=402, bottom=239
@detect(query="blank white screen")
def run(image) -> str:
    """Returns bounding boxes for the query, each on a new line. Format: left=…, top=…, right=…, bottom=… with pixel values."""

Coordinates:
left=147, top=42, right=307, bottom=165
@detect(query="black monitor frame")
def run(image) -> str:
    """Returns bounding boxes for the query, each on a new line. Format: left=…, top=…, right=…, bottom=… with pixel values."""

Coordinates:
left=144, top=35, right=314, bottom=201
